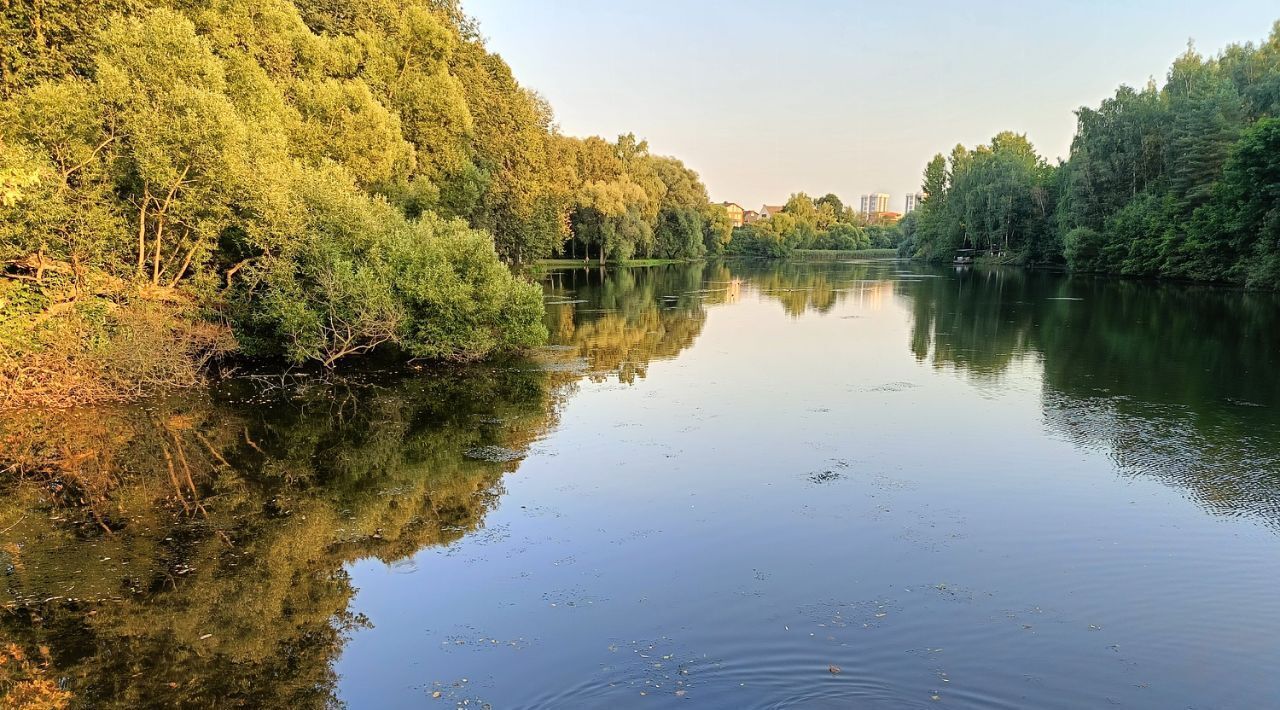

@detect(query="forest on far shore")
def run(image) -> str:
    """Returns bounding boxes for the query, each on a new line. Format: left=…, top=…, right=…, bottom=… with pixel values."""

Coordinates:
left=900, top=22, right=1280, bottom=290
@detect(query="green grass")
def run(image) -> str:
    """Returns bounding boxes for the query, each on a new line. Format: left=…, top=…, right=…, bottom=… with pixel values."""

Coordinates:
left=793, top=249, right=900, bottom=260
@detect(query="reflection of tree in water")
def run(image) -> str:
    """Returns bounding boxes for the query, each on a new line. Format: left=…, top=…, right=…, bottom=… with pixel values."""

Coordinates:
left=902, top=267, right=1037, bottom=379
left=543, top=264, right=712, bottom=383
left=2, top=259, right=753, bottom=707
left=0, top=366, right=565, bottom=708
left=901, top=267, right=1280, bottom=528
left=542, top=261, right=900, bottom=368
left=727, top=260, right=899, bottom=317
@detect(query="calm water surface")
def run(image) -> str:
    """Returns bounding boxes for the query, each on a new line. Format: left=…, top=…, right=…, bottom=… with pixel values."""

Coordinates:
left=3, top=260, right=1280, bottom=708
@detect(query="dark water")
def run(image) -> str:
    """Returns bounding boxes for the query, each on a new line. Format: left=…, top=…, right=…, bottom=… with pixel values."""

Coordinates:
left=3, top=260, right=1280, bottom=708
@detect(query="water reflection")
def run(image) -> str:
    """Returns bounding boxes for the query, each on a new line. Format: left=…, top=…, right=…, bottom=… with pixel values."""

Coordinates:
left=900, top=267, right=1280, bottom=526
left=727, top=260, right=893, bottom=317
left=0, top=368, right=564, bottom=708
left=0, top=263, right=741, bottom=707
left=542, top=263, right=722, bottom=383
left=3, top=260, right=1280, bottom=707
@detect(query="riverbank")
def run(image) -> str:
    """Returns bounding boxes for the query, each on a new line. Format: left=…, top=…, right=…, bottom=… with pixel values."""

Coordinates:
left=793, top=248, right=901, bottom=260
left=531, top=258, right=695, bottom=269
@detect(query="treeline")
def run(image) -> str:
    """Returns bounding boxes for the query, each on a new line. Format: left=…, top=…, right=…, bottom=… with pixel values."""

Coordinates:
left=0, top=0, right=720, bottom=405
left=727, top=193, right=908, bottom=258
left=562, top=134, right=731, bottom=263
left=903, top=21, right=1280, bottom=289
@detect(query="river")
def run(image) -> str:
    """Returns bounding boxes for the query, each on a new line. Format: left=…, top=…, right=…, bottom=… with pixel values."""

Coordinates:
left=2, top=259, right=1279, bottom=708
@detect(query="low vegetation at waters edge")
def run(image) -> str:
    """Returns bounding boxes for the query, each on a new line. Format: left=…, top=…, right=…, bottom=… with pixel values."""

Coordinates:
left=727, top=193, right=910, bottom=259
left=901, top=22, right=1280, bottom=289
left=0, top=0, right=725, bottom=406
left=531, top=257, right=695, bottom=268
left=793, top=248, right=901, bottom=260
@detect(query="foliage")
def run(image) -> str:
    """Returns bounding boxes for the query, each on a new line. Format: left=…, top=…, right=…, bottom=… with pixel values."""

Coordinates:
left=0, top=643, right=71, bottom=709
left=725, top=191, right=909, bottom=258
left=906, top=133, right=1059, bottom=264
left=0, top=0, right=711, bottom=403
left=727, top=222, right=796, bottom=259
left=236, top=170, right=545, bottom=366
left=557, top=135, right=717, bottom=263
left=907, top=21, right=1280, bottom=286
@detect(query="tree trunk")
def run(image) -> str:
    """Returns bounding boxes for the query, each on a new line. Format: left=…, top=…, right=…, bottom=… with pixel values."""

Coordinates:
left=171, top=232, right=200, bottom=287
left=151, top=215, right=165, bottom=285
left=136, top=189, right=149, bottom=274
left=150, top=166, right=190, bottom=286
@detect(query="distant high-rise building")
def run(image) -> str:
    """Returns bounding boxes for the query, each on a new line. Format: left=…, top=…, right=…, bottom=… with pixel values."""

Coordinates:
left=860, top=193, right=890, bottom=216
left=904, top=193, right=924, bottom=214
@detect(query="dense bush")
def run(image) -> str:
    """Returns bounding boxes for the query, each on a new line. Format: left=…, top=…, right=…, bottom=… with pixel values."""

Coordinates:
left=727, top=224, right=795, bottom=259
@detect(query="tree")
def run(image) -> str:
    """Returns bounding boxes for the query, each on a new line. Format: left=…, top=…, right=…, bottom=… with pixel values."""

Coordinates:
left=922, top=154, right=946, bottom=203
left=240, top=168, right=545, bottom=366
left=2, top=0, right=608, bottom=404
left=814, top=193, right=845, bottom=228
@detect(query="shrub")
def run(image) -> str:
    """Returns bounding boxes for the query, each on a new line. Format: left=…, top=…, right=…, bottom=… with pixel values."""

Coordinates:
left=1064, top=227, right=1106, bottom=272
left=237, top=177, right=545, bottom=366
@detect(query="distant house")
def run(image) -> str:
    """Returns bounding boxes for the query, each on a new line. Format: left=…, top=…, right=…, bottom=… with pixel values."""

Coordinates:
left=743, top=209, right=761, bottom=224
left=717, top=202, right=745, bottom=228
left=760, top=205, right=786, bottom=219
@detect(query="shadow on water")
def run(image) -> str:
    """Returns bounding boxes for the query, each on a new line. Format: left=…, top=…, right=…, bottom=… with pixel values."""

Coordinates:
left=2, top=259, right=1280, bottom=706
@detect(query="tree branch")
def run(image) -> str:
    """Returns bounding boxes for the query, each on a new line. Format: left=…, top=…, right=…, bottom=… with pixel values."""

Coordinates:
left=60, top=134, right=116, bottom=180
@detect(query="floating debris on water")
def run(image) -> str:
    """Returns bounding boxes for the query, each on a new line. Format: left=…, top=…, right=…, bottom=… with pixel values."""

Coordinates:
left=808, top=470, right=845, bottom=484
left=864, top=381, right=919, bottom=393
left=464, top=446, right=525, bottom=463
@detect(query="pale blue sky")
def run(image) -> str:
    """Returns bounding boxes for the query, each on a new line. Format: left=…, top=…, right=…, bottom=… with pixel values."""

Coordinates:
left=464, top=1, right=1279, bottom=211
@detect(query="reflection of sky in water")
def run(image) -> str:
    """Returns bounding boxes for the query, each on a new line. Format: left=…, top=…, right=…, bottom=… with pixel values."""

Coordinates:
left=337, top=262, right=1280, bottom=709
left=3, top=261, right=1275, bottom=708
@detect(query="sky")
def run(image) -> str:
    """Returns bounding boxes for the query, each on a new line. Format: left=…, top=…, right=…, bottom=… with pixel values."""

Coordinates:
left=463, top=0, right=1279, bottom=212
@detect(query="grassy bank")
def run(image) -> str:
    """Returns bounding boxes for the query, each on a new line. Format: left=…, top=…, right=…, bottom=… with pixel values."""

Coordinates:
left=793, top=249, right=901, bottom=260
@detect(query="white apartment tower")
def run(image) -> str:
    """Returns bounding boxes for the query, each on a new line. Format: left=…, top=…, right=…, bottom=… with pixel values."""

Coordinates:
left=860, top=193, right=890, bottom=215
